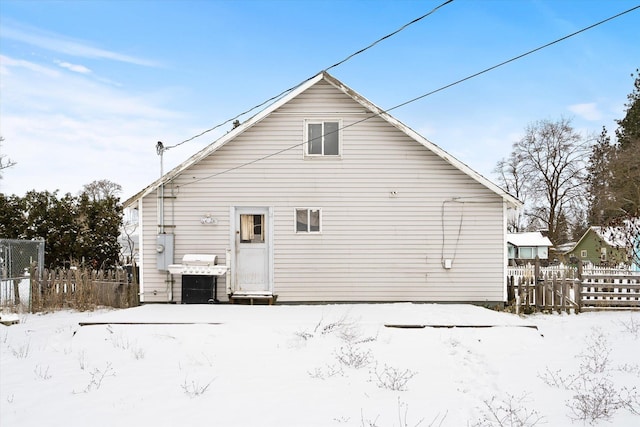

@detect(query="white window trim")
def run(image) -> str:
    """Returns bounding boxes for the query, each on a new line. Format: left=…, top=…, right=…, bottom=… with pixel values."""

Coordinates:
left=294, top=208, right=322, bottom=234
left=303, top=119, right=342, bottom=159
left=580, top=250, right=588, bottom=258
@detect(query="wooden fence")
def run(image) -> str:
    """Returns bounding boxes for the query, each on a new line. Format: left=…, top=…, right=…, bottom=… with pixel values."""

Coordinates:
left=30, top=267, right=139, bottom=312
left=507, top=262, right=640, bottom=313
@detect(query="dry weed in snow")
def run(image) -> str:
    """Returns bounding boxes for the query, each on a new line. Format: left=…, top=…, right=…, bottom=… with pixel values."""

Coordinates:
left=33, top=364, right=52, bottom=380
left=335, top=343, right=373, bottom=369
left=370, top=363, right=417, bottom=391
left=181, top=377, right=213, bottom=397
left=539, top=327, right=640, bottom=424
left=471, top=393, right=545, bottom=427
left=358, top=397, right=446, bottom=427
left=619, top=316, right=640, bottom=339
left=75, top=362, right=116, bottom=393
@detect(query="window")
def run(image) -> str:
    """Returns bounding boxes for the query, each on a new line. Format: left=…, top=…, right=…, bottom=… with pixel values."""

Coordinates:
left=538, top=246, right=549, bottom=258
left=240, top=214, right=265, bottom=243
left=580, top=250, right=588, bottom=258
left=296, top=208, right=321, bottom=233
left=519, top=247, right=533, bottom=259
left=306, top=121, right=340, bottom=156
left=600, top=247, right=607, bottom=261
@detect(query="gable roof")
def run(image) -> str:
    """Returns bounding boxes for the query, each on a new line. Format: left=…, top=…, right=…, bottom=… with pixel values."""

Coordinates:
left=586, top=220, right=639, bottom=247
left=565, top=223, right=638, bottom=255
left=507, top=232, right=553, bottom=248
left=123, top=71, right=522, bottom=208
left=591, top=226, right=628, bottom=247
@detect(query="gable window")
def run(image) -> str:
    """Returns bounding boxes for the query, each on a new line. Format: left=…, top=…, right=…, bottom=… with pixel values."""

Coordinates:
left=580, top=250, right=588, bottom=258
left=305, top=121, right=340, bottom=156
left=296, top=208, right=321, bottom=233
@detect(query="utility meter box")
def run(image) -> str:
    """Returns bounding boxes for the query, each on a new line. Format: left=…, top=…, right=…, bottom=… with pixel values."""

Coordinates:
left=156, top=234, right=174, bottom=271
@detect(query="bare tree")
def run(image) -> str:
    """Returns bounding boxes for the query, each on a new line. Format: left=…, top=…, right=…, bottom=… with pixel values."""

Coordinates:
left=81, top=179, right=122, bottom=201
left=494, top=151, right=530, bottom=232
left=121, top=207, right=139, bottom=266
left=499, top=118, right=592, bottom=244
left=0, top=136, right=17, bottom=179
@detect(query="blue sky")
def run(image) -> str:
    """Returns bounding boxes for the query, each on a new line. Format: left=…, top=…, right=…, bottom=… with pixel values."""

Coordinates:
left=1, top=0, right=638, bottom=200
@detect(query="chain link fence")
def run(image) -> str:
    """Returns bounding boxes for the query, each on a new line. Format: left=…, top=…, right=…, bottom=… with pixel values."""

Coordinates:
left=0, top=238, right=45, bottom=310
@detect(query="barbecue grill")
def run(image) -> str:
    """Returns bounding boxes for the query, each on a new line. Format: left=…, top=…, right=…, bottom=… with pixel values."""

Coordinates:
left=168, top=254, right=227, bottom=303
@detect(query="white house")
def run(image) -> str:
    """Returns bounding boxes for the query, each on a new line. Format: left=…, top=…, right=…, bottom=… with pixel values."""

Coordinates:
left=123, top=71, right=521, bottom=304
left=507, top=232, right=554, bottom=264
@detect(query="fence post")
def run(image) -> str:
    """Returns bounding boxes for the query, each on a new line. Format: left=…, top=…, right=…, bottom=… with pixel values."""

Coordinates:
left=507, top=275, right=514, bottom=304
left=534, top=257, right=542, bottom=310
left=29, top=264, right=35, bottom=313
left=552, top=274, right=557, bottom=313
left=575, top=262, right=583, bottom=313
left=562, top=279, right=569, bottom=314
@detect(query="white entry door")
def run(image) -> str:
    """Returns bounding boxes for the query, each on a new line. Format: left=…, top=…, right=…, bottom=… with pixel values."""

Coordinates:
left=233, top=207, right=272, bottom=294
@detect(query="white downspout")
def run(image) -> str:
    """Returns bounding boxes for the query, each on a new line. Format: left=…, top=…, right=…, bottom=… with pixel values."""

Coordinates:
left=226, top=247, right=232, bottom=297
left=157, top=141, right=165, bottom=235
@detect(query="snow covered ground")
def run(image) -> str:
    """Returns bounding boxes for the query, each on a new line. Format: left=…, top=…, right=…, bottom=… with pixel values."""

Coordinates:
left=1, top=303, right=639, bottom=426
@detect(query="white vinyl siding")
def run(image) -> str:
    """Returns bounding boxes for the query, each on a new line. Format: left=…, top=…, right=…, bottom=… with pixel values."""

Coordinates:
left=137, top=79, right=507, bottom=303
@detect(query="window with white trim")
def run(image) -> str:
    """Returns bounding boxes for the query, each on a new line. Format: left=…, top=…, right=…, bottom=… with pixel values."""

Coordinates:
left=295, top=208, right=321, bottom=233
left=519, top=247, right=534, bottom=259
left=580, top=250, right=588, bottom=258
left=600, top=247, right=607, bottom=261
left=305, top=120, right=340, bottom=156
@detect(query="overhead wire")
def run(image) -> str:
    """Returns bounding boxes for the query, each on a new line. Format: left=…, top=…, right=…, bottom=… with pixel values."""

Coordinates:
left=324, top=0, right=454, bottom=72
left=175, top=3, right=639, bottom=188
left=384, top=4, right=640, bottom=115
left=162, top=0, right=455, bottom=151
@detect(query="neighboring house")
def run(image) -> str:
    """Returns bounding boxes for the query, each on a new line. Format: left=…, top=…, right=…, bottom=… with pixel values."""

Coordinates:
left=566, top=226, right=629, bottom=267
left=507, top=232, right=553, bottom=265
left=123, top=71, right=521, bottom=304
left=552, top=241, right=576, bottom=264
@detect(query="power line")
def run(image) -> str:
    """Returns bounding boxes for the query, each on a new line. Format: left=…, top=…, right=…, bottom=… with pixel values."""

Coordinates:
left=162, top=81, right=308, bottom=151
left=176, top=4, right=639, bottom=188
left=385, top=4, right=640, bottom=115
left=324, top=0, right=454, bottom=72
left=162, top=0, right=455, bottom=151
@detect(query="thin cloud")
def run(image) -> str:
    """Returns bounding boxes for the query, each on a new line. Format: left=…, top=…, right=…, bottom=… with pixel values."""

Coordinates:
left=2, top=22, right=159, bottom=67
left=55, top=60, right=91, bottom=74
left=568, top=102, right=602, bottom=121
left=2, top=55, right=178, bottom=118
left=0, top=54, right=60, bottom=78
left=0, top=53, right=189, bottom=198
